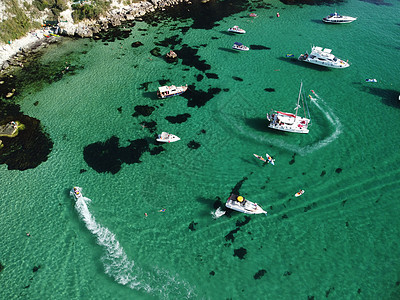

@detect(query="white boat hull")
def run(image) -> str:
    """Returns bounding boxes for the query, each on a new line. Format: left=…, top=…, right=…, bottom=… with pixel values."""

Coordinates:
left=225, top=194, right=267, bottom=215
left=299, top=56, right=349, bottom=68
left=156, top=132, right=180, bottom=143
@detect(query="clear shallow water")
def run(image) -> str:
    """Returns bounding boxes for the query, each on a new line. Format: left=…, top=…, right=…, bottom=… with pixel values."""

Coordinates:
left=1, top=0, right=400, bottom=299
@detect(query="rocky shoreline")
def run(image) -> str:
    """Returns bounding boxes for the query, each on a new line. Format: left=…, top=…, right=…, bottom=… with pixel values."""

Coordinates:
left=0, top=0, right=191, bottom=72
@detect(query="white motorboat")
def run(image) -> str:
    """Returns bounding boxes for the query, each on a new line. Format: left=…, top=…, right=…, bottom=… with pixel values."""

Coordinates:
left=298, top=46, right=349, bottom=69
left=156, top=132, right=180, bottom=143
left=267, top=81, right=311, bottom=134
left=323, top=12, right=357, bottom=24
left=70, top=187, right=83, bottom=201
left=228, top=26, right=246, bottom=34
left=226, top=194, right=267, bottom=215
left=232, top=42, right=249, bottom=51
left=157, top=84, right=188, bottom=99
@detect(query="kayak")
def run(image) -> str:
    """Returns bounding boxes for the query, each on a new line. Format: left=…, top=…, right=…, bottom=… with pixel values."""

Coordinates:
left=266, top=153, right=275, bottom=165
left=295, top=190, right=305, bottom=197
left=253, top=153, right=266, bottom=162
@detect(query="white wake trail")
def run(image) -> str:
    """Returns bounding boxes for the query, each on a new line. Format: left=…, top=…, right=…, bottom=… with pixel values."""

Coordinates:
left=74, top=195, right=195, bottom=299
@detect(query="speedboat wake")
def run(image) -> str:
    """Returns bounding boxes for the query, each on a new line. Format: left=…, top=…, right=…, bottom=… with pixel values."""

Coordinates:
left=72, top=188, right=195, bottom=299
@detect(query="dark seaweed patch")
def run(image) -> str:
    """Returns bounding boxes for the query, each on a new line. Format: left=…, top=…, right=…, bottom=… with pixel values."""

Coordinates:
left=140, top=120, right=157, bottom=133
left=231, top=176, right=248, bottom=195
left=0, top=262, right=4, bottom=272
left=280, top=0, right=344, bottom=5
left=182, top=86, right=221, bottom=108
left=0, top=111, right=53, bottom=171
left=132, top=105, right=155, bottom=117
left=79, top=169, right=87, bottom=174
left=236, top=216, right=251, bottom=227
left=205, top=73, right=219, bottom=79
left=264, top=88, right=275, bottom=92
left=187, top=140, right=201, bottom=149
left=289, top=153, right=296, bottom=165
left=32, top=266, right=41, bottom=273
left=196, top=74, right=204, bottom=81
left=117, top=106, right=122, bottom=113
left=249, top=45, right=271, bottom=50
left=188, top=221, right=198, bottom=231
left=223, top=88, right=229, bottom=92
left=283, top=271, right=292, bottom=276
left=139, top=81, right=152, bottom=91
left=83, top=136, right=149, bottom=174
left=209, top=271, right=215, bottom=276
left=150, top=47, right=161, bottom=57
left=335, top=168, right=342, bottom=173
left=33, top=101, right=39, bottom=106
left=358, top=288, right=361, bottom=294
left=254, top=269, right=267, bottom=279
left=155, top=35, right=182, bottom=48
left=175, top=45, right=211, bottom=72
left=345, top=221, right=349, bottom=227
left=165, top=113, right=191, bottom=124
left=281, top=214, right=288, bottom=219
left=225, top=228, right=240, bottom=243
left=304, top=202, right=317, bottom=212
left=144, top=0, right=250, bottom=30
left=326, top=287, right=335, bottom=297
left=158, top=79, right=170, bottom=86
left=232, top=76, right=243, bottom=82
left=149, top=146, right=165, bottom=155
left=131, top=41, right=144, bottom=48
left=320, top=170, right=326, bottom=176
left=233, top=247, right=247, bottom=259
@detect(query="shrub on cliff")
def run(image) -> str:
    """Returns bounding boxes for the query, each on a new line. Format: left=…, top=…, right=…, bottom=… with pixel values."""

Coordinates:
left=0, top=0, right=34, bottom=43
left=72, top=0, right=111, bottom=22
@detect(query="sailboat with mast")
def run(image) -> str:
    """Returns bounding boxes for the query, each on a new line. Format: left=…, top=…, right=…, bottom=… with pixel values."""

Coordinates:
left=266, top=81, right=311, bottom=134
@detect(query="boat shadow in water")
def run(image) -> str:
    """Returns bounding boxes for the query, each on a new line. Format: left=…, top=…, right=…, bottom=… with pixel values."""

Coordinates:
left=310, top=19, right=325, bottom=24
left=218, top=47, right=240, bottom=54
left=277, top=57, right=331, bottom=71
left=360, top=86, right=400, bottom=108
left=142, top=91, right=160, bottom=100
left=244, top=117, right=287, bottom=135
left=219, top=30, right=236, bottom=36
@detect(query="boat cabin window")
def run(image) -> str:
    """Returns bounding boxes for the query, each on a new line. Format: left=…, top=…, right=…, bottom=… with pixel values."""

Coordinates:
left=310, top=55, right=316, bottom=59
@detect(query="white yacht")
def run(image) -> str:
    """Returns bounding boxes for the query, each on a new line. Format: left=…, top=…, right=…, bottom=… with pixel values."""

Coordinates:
left=323, top=12, right=357, bottom=24
left=232, top=42, right=249, bottom=51
left=228, top=26, right=246, bottom=34
left=225, top=194, right=267, bottom=215
left=157, top=85, right=188, bottom=99
left=156, top=132, right=180, bottom=143
left=70, top=187, right=83, bottom=201
left=267, top=81, right=311, bottom=134
left=298, top=46, right=349, bottom=68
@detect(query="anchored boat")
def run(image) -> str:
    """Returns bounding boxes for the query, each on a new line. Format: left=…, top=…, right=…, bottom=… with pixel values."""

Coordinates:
left=298, top=46, right=349, bottom=69
left=225, top=194, right=267, bottom=215
left=156, top=132, right=180, bottom=143
left=157, top=84, right=188, bottom=99
left=323, top=12, right=357, bottom=24
left=267, top=81, right=311, bottom=134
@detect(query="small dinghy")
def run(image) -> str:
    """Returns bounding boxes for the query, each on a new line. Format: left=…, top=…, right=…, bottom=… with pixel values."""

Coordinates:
left=266, top=153, right=275, bottom=165
left=70, top=187, right=83, bottom=201
left=295, top=189, right=305, bottom=197
left=225, top=194, right=267, bottom=215
left=156, top=132, right=180, bottom=143
left=365, top=79, right=377, bottom=83
left=253, top=153, right=267, bottom=162
left=249, top=13, right=257, bottom=17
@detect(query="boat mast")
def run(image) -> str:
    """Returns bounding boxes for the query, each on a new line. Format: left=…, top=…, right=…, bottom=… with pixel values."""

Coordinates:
left=295, top=81, right=303, bottom=118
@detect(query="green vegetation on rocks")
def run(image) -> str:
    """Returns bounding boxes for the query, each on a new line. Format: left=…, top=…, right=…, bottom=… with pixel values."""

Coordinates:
left=71, top=0, right=111, bottom=22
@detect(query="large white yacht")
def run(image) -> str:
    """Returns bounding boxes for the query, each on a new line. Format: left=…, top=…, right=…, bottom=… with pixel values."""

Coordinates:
left=323, top=12, right=357, bottom=24
left=298, top=46, right=349, bottom=68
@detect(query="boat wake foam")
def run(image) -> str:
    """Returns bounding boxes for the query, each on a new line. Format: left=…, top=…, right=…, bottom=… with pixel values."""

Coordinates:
left=74, top=196, right=195, bottom=298
left=211, top=207, right=226, bottom=219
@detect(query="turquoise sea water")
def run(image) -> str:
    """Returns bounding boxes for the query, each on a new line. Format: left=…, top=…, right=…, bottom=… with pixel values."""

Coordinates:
left=1, top=0, right=400, bottom=299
